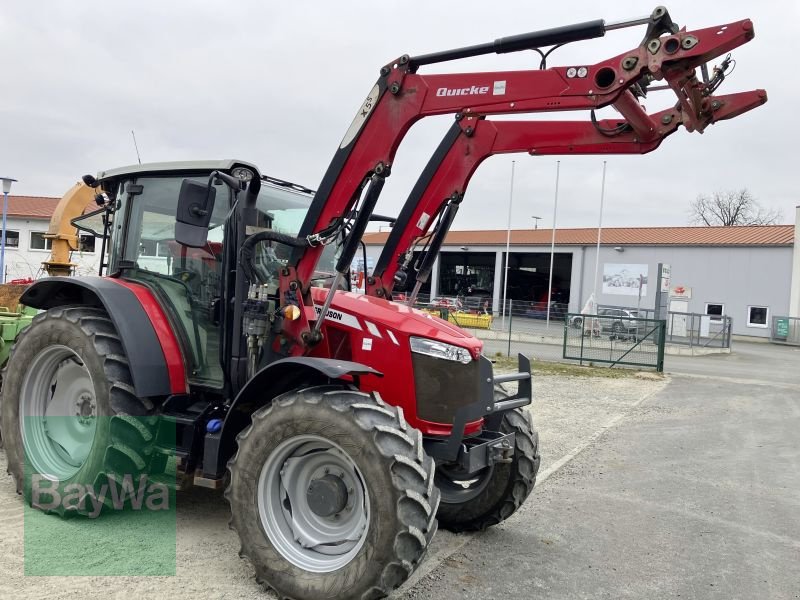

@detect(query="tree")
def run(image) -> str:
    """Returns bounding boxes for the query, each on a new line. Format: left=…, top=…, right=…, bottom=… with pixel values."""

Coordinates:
left=689, top=189, right=781, bottom=226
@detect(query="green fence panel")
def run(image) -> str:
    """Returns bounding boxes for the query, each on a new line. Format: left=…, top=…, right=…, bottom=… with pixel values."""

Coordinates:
left=562, top=313, right=666, bottom=371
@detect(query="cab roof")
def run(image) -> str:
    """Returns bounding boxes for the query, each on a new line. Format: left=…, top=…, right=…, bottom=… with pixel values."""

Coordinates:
left=96, top=159, right=260, bottom=182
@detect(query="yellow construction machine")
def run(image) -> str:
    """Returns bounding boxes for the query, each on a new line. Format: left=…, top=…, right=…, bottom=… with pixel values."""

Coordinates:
left=41, top=179, right=102, bottom=276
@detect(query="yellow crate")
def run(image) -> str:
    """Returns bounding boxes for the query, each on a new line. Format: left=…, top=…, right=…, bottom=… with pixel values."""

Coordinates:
left=447, top=312, right=493, bottom=329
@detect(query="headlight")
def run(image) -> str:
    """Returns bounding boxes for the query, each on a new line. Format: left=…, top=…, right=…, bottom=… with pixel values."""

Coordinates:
left=410, top=336, right=472, bottom=364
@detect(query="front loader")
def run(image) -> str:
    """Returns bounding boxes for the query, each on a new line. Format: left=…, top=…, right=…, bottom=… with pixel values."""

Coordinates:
left=1, top=7, right=763, bottom=600
left=369, top=93, right=765, bottom=304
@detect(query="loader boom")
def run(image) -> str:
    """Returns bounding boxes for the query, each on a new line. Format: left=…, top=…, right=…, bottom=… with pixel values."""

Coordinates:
left=368, top=89, right=766, bottom=299
left=279, top=6, right=762, bottom=351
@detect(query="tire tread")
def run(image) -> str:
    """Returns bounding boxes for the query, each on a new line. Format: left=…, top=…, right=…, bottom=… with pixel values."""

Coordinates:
left=226, top=386, right=439, bottom=600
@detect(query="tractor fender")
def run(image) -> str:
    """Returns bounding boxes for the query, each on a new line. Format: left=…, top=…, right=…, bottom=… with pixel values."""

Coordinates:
left=209, top=357, right=382, bottom=478
left=20, top=276, right=181, bottom=398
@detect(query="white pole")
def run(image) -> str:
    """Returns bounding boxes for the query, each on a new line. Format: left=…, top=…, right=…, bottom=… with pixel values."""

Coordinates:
left=501, top=160, right=516, bottom=330
left=0, top=191, right=8, bottom=284
left=592, top=161, right=607, bottom=301
left=546, top=161, right=560, bottom=328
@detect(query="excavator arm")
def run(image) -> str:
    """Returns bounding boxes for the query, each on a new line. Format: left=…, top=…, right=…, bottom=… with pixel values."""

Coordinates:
left=275, top=6, right=764, bottom=351
left=368, top=88, right=766, bottom=300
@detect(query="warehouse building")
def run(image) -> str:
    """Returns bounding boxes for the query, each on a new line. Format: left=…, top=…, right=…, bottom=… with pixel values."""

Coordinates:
left=364, top=211, right=800, bottom=339
left=3, top=195, right=797, bottom=339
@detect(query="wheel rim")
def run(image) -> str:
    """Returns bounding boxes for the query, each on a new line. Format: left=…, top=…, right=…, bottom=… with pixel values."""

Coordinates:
left=257, top=434, right=370, bottom=573
left=19, top=345, right=98, bottom=480
left=435, top=464, right=495, bottom=504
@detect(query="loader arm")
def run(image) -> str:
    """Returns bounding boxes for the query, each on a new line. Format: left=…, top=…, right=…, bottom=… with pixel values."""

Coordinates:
left=42, top=182, right=98, bottom=277
left=276, top=6, right=762, bottom=351
left=368, top=88, right=766, bottom=299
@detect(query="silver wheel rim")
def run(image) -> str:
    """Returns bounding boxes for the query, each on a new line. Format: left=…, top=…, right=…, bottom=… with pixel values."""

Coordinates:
left=257, top=434, right=370, bottom=573
left=19, top=345, right=98, bottom=480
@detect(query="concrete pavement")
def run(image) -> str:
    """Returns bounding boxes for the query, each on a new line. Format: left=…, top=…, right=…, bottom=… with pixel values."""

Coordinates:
left=399, top=343, right=800, bottom=599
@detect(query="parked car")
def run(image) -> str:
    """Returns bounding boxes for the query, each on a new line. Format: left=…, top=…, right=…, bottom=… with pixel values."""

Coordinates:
left=598, top=308, right=642, bottom=339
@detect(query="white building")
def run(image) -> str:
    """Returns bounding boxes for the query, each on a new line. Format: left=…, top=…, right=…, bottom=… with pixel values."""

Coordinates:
left=364, top=212, right=800, bottom=340
left=1, top=196, right=99, bottom=282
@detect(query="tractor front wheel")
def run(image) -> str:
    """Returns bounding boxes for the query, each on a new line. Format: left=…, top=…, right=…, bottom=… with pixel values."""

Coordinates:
left=226, top=386, right=439, bottom=600
left=436, top=405, right=540, bottom=532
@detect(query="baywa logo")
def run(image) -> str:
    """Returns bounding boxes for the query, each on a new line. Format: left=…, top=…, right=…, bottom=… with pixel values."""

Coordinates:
left=31, top=473, right=170, bottom=518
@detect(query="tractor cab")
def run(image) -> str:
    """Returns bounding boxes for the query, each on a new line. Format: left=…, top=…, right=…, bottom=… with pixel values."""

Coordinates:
left=79, top=160, right=339, bottom=389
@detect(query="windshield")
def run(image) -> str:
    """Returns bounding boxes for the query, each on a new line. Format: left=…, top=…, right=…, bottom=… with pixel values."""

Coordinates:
left=252, top=183, right=339, bottom=286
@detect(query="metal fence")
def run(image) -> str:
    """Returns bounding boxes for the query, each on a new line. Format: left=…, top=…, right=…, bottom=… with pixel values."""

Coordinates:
left=409, top=296, right=729, bottom=362
left=562, top=313, right=666, bottom=371
left=770, top=316, right=800, bottom=346
left=664, top=312, right=732, bottom=348
left=410, top=298, right=559, bottom=357
left=595, top=305, right=731, bottom=349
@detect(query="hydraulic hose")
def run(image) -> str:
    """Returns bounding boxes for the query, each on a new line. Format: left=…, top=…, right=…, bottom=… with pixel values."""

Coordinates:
left=239, top=231, right=309, bottom=283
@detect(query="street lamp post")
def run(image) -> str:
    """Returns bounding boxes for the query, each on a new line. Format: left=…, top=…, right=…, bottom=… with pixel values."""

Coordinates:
left=1, top=177, right=18, bottom=284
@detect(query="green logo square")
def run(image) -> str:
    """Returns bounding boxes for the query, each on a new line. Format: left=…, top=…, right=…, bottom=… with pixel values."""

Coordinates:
left=22, top=416, right=177, bottom=576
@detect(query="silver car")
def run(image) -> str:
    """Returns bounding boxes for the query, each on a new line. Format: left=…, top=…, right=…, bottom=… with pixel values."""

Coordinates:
left=598, top=308, right=641, bottom=338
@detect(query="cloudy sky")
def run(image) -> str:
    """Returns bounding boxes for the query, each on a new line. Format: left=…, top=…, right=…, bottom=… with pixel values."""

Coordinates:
left=0, top=1, right=795, bottom=231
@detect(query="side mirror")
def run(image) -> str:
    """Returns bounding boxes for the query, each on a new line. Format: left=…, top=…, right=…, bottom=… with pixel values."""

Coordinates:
left=175, top=179, right=216, bottom=247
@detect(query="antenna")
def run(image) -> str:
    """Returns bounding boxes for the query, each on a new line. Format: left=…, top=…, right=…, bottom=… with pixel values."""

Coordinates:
left=131, top=130, right=142, bottom=165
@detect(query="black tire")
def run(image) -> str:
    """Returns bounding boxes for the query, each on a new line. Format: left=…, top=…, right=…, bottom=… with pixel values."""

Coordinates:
left=1, top=306, right=157, bottom=516
left=612, top=321, right=624, bottom=335
left=436, top=404, right=540, bottom=533
left=226, top=386, right=439, bottom=600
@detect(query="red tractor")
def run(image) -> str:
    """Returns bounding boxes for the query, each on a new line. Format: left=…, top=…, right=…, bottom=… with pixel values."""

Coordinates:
left=1, top=7, right=763, bottom=600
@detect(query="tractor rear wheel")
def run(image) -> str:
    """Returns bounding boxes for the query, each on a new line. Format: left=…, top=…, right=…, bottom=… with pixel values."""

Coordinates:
left=436, top=403, right=540, bottom=533
left=1, top=306, right=157, bottom=516
left=226, top=386, right=439, bottom=600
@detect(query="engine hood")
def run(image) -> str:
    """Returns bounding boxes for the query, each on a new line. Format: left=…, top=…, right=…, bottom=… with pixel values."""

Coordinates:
left=310, top=288, right=483, bottom=355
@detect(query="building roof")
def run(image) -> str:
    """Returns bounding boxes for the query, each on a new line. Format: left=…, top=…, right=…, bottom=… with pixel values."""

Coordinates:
left=4, top=196, right=61, bottom=219
left=363, top=225, right=795, bottom=247
left=5, top=196, right=795, bottom=247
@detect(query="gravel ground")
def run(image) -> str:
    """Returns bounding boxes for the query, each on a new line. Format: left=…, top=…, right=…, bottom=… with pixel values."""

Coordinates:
left=0, top=373, right=666, bottom=599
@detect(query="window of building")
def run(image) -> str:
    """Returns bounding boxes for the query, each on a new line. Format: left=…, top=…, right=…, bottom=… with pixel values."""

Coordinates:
left=79, top=234, right=95, bottom=253
left=747, top=305, right=769, bottom=328
left=30, top=232, right=53, bottom=251
left=3, top=230, right=19, bottom=248
left=705, top=303, right=724, bottom=321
